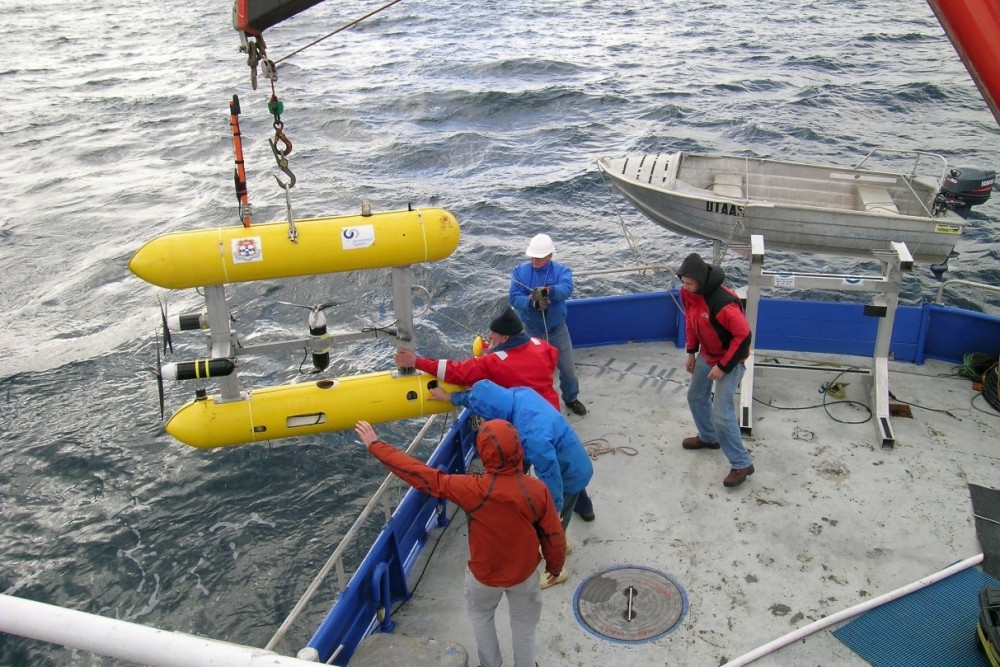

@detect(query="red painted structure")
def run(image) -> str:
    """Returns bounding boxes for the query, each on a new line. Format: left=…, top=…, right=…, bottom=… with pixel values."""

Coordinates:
left=233, top=0, right=326, bottom=36
left=926, top=0, right=1000, bottom=128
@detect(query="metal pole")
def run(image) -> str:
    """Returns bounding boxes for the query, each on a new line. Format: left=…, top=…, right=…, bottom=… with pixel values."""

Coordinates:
left=0, top=594, right=319, bottom=666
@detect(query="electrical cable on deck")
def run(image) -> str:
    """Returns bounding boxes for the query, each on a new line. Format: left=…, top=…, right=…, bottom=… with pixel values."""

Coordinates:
left=950, top=351, right=998, bottom=380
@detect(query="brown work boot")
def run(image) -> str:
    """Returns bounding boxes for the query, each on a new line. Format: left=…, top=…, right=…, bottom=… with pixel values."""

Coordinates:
left=540, top=568, right=568, bottom=589
left=682, top=436, right=720, bottom=450
left=723, top=465, right=755, bottom=487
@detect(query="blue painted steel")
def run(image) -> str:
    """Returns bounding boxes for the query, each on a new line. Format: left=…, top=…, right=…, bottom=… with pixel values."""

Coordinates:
left=925, top=304, right=1000, bottom=364
left=566, top=291, right=682, bottom=347
left=370, top=563, right=395, bottom=633
left=563, top=289, right=1000, bottom=365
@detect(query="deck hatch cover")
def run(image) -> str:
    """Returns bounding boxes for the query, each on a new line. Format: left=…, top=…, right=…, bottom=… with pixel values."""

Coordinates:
left=572, top=565, right=688, bottom=644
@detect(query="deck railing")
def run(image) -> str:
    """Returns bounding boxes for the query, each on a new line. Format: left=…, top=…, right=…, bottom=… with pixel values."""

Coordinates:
left=265, top=414, right=447, bottom=654
left=934, top=278, right=1000, bottom=306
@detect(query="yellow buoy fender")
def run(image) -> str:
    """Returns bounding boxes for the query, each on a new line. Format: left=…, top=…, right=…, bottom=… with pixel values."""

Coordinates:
left=165, top=371, right=465, bottom=449
left=129, top=207, right=460, bottom=289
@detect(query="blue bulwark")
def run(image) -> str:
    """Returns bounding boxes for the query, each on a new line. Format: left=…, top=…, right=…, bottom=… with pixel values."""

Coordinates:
left=568, top=292, right=1000, bottom=366
left=567, top=291, right=682, bottom=348
left=306, top=414, right=478, bottom=665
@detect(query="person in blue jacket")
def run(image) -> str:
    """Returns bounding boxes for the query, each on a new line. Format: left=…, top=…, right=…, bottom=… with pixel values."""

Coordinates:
left=430, top=379, right=594, bottom=588
left=509, top=233, right=588, bottom=417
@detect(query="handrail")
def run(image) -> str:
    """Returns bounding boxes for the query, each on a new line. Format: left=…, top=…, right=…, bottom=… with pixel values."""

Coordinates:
left=0, top=594, right=322, bottom=667
left=575, top=264, right=667, bottom=277
left=852, top=147, right=948, bottom=180
left=934, top=278, right=1000, bottom=305
left=898, top=173, right=936, bottom=217
left=265, top=413, right=446, bottom=652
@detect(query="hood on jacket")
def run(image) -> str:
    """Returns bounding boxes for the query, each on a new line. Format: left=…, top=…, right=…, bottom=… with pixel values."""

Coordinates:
left=677, top=252, right=725, bottom=295
left=475, top=419, right=524, bottom=473
left=465, top=379, right=516, bottom=418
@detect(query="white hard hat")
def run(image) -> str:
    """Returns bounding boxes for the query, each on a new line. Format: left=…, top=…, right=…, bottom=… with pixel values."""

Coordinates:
left=525, top=233, right=555, bottom=258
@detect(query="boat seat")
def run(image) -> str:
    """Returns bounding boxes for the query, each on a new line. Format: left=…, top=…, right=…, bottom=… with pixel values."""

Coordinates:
left=710, top=173, right=745, bottom=198
left=856, top=185, right=899, bottom=214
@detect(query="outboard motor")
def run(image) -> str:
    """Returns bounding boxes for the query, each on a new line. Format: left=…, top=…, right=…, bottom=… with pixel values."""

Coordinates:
left=935, top=165, right=995, bottom=217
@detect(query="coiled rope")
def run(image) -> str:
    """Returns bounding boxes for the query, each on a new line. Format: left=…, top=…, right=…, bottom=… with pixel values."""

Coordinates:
left=949, top=352, right=999, bottom=414
left=584, top=438, right=638, bottom=460
left=982, top=362, right=1000, bottom=413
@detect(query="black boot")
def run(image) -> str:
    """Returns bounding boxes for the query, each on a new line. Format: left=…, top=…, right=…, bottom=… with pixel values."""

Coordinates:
left=574, top=488, right=595, bottom=521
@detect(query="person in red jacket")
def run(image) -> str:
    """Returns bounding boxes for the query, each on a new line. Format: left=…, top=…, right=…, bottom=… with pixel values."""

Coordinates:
left=395, top=306, right=597, bottom=522
left=395, top=305, right=561, bottom=410
left=355, top=418, right=565, bottom=667
left=676, top=253, right=755, bottom=488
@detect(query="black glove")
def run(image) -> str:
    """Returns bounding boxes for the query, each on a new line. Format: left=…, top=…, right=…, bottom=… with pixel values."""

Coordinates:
left=530, top=286, right=550, bottom=311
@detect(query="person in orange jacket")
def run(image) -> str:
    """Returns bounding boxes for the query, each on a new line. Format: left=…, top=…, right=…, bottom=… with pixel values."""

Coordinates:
left=355, top=418, right=565, bottom=667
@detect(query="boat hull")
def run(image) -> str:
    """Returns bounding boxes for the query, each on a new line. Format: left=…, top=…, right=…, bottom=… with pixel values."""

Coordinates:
left=165, top=371, right=464, bottom=449
left=598, top=153, right=966, bottom=263
left=129, top=207, right=461, bottom=289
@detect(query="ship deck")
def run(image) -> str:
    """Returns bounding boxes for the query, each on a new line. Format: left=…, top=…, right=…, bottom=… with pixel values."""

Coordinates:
left=382, top=340, right=999, bottom=666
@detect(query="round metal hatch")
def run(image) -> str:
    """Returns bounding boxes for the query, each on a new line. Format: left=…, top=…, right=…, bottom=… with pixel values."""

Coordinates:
left=573, top=565, right=688, bottom=644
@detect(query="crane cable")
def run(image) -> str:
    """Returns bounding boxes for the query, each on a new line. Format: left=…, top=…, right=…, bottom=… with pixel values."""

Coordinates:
left=273, top=0, right=406, bottom=65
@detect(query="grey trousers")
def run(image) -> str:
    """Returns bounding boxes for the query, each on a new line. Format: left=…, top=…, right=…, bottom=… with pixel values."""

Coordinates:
left=464, top=568, right=542, bottom=667
left=560, top=492, right=580, bottom=531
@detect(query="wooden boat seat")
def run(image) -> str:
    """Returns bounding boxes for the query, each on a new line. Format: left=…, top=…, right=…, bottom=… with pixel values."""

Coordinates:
left=856, top=185, right=899, bottom=214
left=710, top=173, right=745, bottom=198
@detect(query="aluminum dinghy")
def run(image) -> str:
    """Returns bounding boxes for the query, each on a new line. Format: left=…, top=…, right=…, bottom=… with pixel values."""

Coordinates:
left=597, top=150, right=994, bottom=264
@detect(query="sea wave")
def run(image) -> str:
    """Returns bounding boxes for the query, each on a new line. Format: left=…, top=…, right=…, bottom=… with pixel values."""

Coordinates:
left=1, top=0, right=999, bottom=663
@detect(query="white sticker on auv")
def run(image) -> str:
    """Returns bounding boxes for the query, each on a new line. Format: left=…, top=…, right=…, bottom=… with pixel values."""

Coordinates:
left=341, top=225, right=375, bottom=249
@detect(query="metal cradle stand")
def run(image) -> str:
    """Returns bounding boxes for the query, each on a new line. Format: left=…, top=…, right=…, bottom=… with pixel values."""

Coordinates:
left=201, top=266, right=416, bottom=404
left=736, top=235, right=913, bottom=449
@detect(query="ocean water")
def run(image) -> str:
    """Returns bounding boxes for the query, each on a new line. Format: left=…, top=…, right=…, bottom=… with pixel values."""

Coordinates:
left=1, top=0, right=998, bottom=664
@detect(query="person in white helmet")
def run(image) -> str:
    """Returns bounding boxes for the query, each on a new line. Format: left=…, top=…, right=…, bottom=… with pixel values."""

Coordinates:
left=509, top=234, right=596, bottom=523
left=509, top=234, right=587, bottom=417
